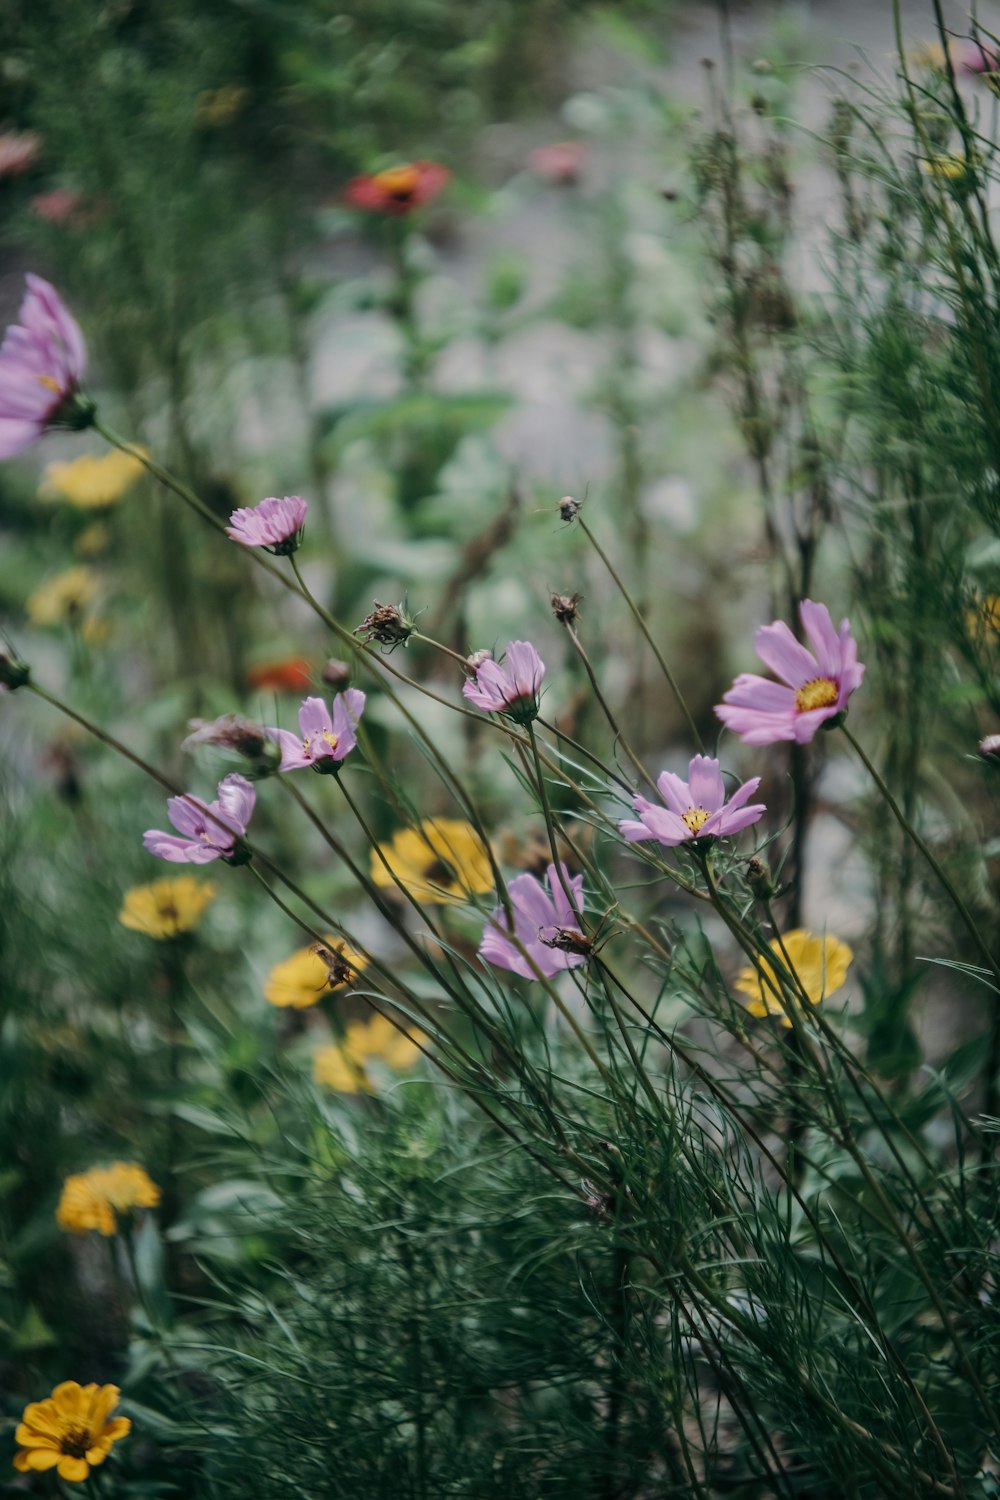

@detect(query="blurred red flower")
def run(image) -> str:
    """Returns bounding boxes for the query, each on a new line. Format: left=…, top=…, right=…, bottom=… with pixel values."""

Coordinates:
left=345, top=161, right=450, bottom=216
left=247, top=656, right=313, bottom=694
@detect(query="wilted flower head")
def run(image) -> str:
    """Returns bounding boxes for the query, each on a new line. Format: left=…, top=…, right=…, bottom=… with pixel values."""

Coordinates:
left=550, top=591, right=581, bottom=625
left=345, top=160, right=450, bottom=215
left=529, top=140, right=587, bottom=184
left=56, top=1162, right=160, bottom=1236
left=39, top=449, right=145, bottom=509
left=143, top=772, right=255, bottom=865
left=226, top=494, right=308, bottom=555
left=247, top=655, right=313, bottom=694
left=265, top=689, right=365, bottom=773
left=14, top=1382, right=131, bottom=1484
left=716, top=600, right=865, bottom=746
left=182, top=712, right=271, bottom=760
left=619, top=755, right=765, bottom=847
left=265, top=937, right=367, bottom=1008
left=558, top=494, right=581, bottom=523
left=463, top=640, right=545, bottom=723
left=322, top=657, right=352, bottom=688
left=118, top=875, right=216, bottom=939
left=372, top=818, right=493, bottom=904
left=0, top=275, right=89, bottom=458
left=355, top=600, right=415, bottom=649
left=735, top=929, right=853, bottom=1026
left=479, top=862, right=587, bottom=980
left=314, top=1013, right=426, bottom=1092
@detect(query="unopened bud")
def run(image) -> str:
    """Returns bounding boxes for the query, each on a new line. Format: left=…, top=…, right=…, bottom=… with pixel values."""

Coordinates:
left=550, top=590, right=581, bottom=625
left=354, top=600, right=415, bottom=650
left=746, top=855, right=777, bottom=901
left=0, top=649, right=30, bottom=691
left=558, top=495, right=581, bottom=523
left=321, top=658, right=352, bottom=689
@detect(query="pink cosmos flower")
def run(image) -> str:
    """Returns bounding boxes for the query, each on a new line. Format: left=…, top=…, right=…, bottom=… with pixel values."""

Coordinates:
left=143, top=773, right=256, bottom=864
left=0, top=275, right=88, bottom=458
left=225, top=495, right=308, bottom=555
left=479, top=862, right=587, bottom=980
left=463, top=640, right=544, bottom=723
left=716, top=600, right=865, bottom=746
left=529, top=141, right=587, bottom=184
left=264, top=689, right=366, bottom=772
left=619, top=755, right=765, bottom=847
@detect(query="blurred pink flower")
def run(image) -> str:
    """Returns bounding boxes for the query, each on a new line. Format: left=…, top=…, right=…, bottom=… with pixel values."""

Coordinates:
left=529, top=141, right=587, bottom=184
left=143, top=773, right=255, bottom=864
left=265, top=690, right=366, bottom=772
left=345, top=161, right=450, bottom=216
left=716, top=600, right=865, bottom=746
left=619, top=755, right=765, bottom=847
left=0, top=131, right=41, bottom=178
left=0, top=274, right=87, bottom=458
left=463, top=640, right=544, bottom=722
left=30, top=188, right=86, bottom=226
left=960, top=41, right=1000, bottom=75
left=479, top=862, right=587, bottom=979
left=226, top=495, right=307, bottom=555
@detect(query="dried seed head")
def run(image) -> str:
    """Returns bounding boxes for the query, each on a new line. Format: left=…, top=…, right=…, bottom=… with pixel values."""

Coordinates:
left=354, top=600, right=415, bottom=649
left=550, top=590, right=581, bottom=625
left=558, top=495, right=581, bottom=523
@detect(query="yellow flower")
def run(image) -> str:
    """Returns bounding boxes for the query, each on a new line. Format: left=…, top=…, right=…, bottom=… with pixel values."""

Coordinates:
left=196, top=85, right=250, bottom=127
left=735, top=928, right=853, bottom=1027
left=74, top=521, right=111, bottom=557
left=118, top=876, right=216, bottom=940
left=39, top=450, right=146, bottom=510
left=920, top=153, right=977, bottom=180
left=265, top=937, right=368, bottom=1008
left=26, top=566, right=100, bottom=627
left=313, top=1013, right=426, bottom=1093
left=56, top=1163, right=160, bottom=1236
left=910, top=40, right=950, bottom=71
left=966, top=595, right=1000, bottom=639
left=14, top=1381, right=131, bottom=1484
left=371, top=817, right=494, bottom=904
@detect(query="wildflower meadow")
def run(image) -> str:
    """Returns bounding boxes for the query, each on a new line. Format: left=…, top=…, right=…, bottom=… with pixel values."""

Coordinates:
left=3, top=1, right=1000, bottom=1495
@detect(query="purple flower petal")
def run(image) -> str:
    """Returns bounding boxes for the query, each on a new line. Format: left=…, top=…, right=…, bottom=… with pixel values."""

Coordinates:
left=753, top=621, right=817, bottom=689
left=686, top=755, right=725, bottom=813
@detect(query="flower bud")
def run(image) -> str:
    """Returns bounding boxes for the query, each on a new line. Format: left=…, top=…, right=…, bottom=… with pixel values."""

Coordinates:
left=746, top=855, right=777, bottom=901
left=0, top=649, right=30, bottom=690
left=321, top=658, right=352, bottom=689
left=979, top=734, right=1000, bottom=762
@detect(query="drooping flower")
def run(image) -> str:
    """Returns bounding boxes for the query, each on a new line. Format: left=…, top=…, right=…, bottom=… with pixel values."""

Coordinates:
left=463, top=640, right=545, bottom=723
left=354, top=600, right=415, bottom=649
left=26, top=565, right=99, bottom=627
left=716, top=600, right=865, bottom=746
left=479, top=861, right=588, bottom=980
left=313, top=1013, right=426, bottom=1092
left=529, top=140, right=587, bottom=184
left=265, top=937, right=367, bottom=1008
left=247, top=656, right=312, bottom=694
left=345, top=161, right=450, bottom=216
left=182, top=712, right=272, bottom=761
left=225, top=494, right=308, bottom=555
left=14, top=1382, right=131, bottom=1483
left=0, top=274, right=88, bottom=458
left=264, top=689, right=365, bottom=773
left=619, top=755, right=765, bottom=847
left=143, top=773, right=255, bottom=865
left=372, top=818, right=494, bottom=904
left=39, top=449, right=145, bottom=509
left=56, top=1163, right=160, bottom=1236
left=735, top=929, right=853, bottom=1027
left=118, top=876, right=216, bottom=939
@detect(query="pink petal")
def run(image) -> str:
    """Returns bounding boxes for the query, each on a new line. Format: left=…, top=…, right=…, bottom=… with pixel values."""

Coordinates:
left=686, top=755, right=725, bottom=812
left=753, top=621, right=817, bottom=689
left=708, top=801, right=767, bottom=836
left=799, top=600, right=844, bottom=678
left=330, top=688, right=365, bottom=758
left=721, top=675, right=798, bottom=713
left=298, top=696, right=334, bottom=741
left=655, top=770, right=691, bottom=815
left=143, top=830, right=217, bottom=863
left=265, top=727, right=311, bottom=770
left=215, top=773, right=255, bottom=833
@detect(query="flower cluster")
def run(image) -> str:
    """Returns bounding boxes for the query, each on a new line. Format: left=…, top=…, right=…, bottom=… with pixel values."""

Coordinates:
left=314, top=1013, right=426, bottom=1092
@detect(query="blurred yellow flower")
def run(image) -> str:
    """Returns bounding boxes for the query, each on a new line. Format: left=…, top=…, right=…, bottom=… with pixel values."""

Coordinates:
left=56, top=1162, right=160, bottom=1236
left=74, top=521, right=111, bottom=557
left=26, top=566, right=100, bottom=627
left=39, top=450, right=146, bottom=510
left=371, top=817, right=493, bottom=904
left=313, top=1013, right=426, bottom=1093
left=966, top=595, right=1000, bottom=639
left=14, top=1381, right=131, bottom=1484
left=197, top=85, right=250, bottom=127
left=735, top=928, right=853, bottom=1027
left=118, top=876, right=216, bottom=939
left=910, top=40, right=950, bottom=70
left=265, top=937, right=367, bottom=1008
left=920, top=153, right=976, bottom=180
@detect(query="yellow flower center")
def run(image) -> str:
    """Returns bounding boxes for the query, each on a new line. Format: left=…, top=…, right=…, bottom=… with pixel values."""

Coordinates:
left=38, top=374, right=61, bottom=393
left=682, top=807, right=711, bottom=835
left=795, top=676, right=838, bottom=713
left=374, top=164, right=420, bottom=198
left=322, top=730, right=338, bottom=750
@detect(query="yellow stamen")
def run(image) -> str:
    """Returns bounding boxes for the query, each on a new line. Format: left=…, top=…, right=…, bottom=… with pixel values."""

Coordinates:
left=38, top=374, right=61, bottom=393
left=322, top=730, right=339, bottom=750
left=795, top=677, right=838, bottom=713
left=682, top=807, right=711, bottom=835
left=373, top=165, right=420, bottom=198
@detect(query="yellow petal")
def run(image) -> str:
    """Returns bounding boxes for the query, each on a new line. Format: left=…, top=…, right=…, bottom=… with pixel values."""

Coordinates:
left=57, top=1455, right=91, bottom=1482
